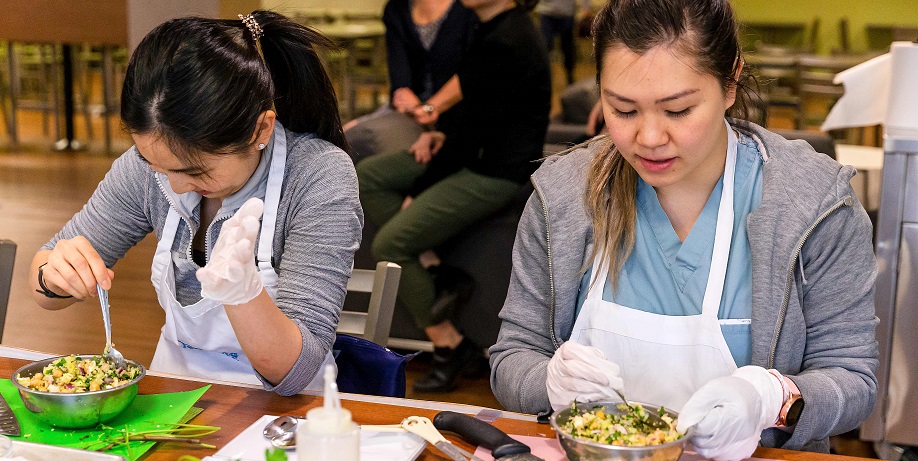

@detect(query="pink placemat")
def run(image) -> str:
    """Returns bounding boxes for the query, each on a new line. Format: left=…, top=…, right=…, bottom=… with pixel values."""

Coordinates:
left=471, top=435, right=567, bottom=461
left=472, top=437, right=776, bottom=461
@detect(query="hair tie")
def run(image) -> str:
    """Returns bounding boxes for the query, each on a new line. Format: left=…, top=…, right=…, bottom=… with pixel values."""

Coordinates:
left=239, top=14, right=264, bottom=41
left=238, top=13, right=277, bottom=115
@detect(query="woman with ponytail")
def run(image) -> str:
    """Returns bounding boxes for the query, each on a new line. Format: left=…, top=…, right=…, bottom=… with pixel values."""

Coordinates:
left=29, top=11, right=362, bottom=395
left=491, top=0, right=877, bottom=457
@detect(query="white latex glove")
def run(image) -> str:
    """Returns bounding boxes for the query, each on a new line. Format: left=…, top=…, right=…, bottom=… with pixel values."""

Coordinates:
left=546, top=341, right=625, bottom=411
left=196, top=197, right=265, bottom=305
left=677, top=366, right=785, bottom=461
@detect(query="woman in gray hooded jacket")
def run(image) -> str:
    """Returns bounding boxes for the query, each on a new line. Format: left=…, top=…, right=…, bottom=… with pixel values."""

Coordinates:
left=489, top=0, right=877, bottom=459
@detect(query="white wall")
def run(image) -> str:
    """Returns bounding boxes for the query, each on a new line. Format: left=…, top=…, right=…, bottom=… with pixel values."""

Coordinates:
left=126, top=0, right=221, bottom=52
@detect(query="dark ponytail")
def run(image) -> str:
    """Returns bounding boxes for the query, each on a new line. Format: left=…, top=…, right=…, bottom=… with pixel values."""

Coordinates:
left=253, top=11, right=348, bottom=150
left=121, top=11, right=346, bottom=166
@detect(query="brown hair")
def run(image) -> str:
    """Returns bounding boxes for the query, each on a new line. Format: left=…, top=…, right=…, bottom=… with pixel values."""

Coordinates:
left=585, top=0, right=759, bottom=288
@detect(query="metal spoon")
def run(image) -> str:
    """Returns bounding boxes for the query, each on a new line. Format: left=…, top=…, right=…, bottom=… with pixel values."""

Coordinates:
left=269, top=431, right=296, bottom=449
left=263, top=415, right=298, bottom=449
left=97, top=284, right=126, bottom=368
left=612, top=388, right=671, bottom=430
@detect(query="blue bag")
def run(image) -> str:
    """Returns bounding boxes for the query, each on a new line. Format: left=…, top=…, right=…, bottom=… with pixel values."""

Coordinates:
left=332, top=334, right=420, bottom=398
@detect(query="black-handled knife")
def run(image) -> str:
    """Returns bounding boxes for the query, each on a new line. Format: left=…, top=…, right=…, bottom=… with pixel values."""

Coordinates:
left=433, top=411, right=545, bottom=461
left=0, top=393, right=20, bottom=436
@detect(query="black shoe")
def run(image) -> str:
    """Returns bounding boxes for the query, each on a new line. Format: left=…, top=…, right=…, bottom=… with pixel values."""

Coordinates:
left=412, top=338, right=479, bottom=393
left=428, top=265, right=476, bottom=323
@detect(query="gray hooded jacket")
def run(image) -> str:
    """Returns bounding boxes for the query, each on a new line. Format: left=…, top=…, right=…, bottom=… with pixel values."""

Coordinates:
left=489, top=120, right=878, bottom=452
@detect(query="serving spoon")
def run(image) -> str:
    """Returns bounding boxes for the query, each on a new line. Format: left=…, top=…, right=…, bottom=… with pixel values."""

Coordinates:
left=612, top=388, right=671, bottom=430
left=98, top=284, right=127, bottom=368
left=612, top=388, right=670, bottom=429
left=263, top=415, right=298, bottom=449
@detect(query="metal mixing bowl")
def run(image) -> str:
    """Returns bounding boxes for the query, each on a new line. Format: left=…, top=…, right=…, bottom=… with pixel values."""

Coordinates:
left=550, top=402, right=691, bottom=461
left=11, top=355, right=146, bottom=429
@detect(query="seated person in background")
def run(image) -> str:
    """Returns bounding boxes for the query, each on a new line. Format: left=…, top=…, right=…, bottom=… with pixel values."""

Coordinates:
left=537, top=0, right=591, bottom=85
left=29, top=12, right=362, bottom=396
left=344, top=0, right=477, bottom=161
left=357, top=0, right=551, bottom=393
left=490, top=0, right=877, bottom=459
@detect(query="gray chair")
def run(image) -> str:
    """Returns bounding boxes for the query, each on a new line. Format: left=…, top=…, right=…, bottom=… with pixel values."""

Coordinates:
left=0, top=240, right=16, bottom=342
left=337, top=261, right=401, bottom=347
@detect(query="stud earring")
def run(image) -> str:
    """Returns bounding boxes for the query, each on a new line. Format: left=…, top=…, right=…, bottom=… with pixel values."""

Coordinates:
left=258, top=143, right=266, bottom=150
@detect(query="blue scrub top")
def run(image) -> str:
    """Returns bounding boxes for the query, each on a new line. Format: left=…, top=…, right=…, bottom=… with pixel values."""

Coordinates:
left=576, top=130, right=763, bottom=366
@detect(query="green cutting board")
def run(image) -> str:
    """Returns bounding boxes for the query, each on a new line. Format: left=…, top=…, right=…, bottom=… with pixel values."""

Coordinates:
left=0, top=380, right=209, bottom=460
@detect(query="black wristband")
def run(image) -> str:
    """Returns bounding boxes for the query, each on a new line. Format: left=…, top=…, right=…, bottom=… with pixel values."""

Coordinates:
left=35, top=263, right=73, bottom=299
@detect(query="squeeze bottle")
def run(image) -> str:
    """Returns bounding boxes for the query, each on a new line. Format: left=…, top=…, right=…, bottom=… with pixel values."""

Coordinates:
left=296, top=364, right=360, bottom=460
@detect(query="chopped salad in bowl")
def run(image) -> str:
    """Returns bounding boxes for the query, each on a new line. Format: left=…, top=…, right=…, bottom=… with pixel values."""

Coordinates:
left=550, top=401, right=691, bottom=461
left=16, top=354, right=142, bottom=393
left=11, top=354, right=146, bottom=428
left=560, top=401, right=682, bottom=446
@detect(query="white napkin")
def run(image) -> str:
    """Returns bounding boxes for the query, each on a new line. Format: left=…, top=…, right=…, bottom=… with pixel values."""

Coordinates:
left=822, top=41, right=918, bottom=138
left=207, top=415, right=425, bottom=461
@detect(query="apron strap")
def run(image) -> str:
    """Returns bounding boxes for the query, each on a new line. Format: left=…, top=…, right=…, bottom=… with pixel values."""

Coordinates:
left=155, top=208, right=183, bottom=263
left=585, top=251, right=610, bottom=302
left=700, top=121, right=738, bottom=318
left=256, top=122, right=287, bottom=272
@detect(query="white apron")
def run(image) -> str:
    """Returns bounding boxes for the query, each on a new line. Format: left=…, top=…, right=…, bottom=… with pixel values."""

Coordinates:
left=149, top=122, right=332, bottom=388
left=570, top=125, right=744, bottom=412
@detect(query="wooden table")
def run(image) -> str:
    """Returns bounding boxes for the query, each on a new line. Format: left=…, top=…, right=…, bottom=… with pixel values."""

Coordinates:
left=0, top=354, right=877, bottom=461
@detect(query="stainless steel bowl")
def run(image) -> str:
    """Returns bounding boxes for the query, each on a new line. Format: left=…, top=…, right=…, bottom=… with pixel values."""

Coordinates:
left=550, top=402, right=691, bottom=461
left=11, top=355, right=146, bottom=429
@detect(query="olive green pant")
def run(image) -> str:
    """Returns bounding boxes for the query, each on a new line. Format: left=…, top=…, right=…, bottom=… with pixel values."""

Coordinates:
left=356, top=150, right=521, bottom=328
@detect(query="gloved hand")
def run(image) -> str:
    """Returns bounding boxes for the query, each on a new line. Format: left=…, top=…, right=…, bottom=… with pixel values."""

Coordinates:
left=546, top=341, right=625, bottom=411
left=196, top=197, right=265, bottom=305
left=677, top=366, right=785, bottom=461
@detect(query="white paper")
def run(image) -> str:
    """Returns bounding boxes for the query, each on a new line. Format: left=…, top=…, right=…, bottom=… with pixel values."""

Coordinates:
left=886, top=41, right=918, bottom=136
left=822, top=41, right=918, bottom=137
left=208, top=415, right=426, bottom=461
left=821, top=53, right=891, bottom=130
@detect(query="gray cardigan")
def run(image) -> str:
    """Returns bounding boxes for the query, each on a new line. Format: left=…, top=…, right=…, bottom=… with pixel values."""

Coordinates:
left=489, top=120, right=878, bottom=452
left=43, top=130, right=363, bottom=396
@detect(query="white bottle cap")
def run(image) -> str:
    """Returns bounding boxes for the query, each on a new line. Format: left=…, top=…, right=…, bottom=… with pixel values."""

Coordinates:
left=305, top=364, right=353, bottom=434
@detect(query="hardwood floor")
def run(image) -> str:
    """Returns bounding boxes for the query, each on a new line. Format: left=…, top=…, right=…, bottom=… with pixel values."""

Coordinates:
left=0, top=148, right=164, bottom=365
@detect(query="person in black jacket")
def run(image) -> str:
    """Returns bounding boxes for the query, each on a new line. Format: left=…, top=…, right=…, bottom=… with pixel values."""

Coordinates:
left=357, top=0, right=550, bottom=393
left=344, top=0, right=476, bottom=161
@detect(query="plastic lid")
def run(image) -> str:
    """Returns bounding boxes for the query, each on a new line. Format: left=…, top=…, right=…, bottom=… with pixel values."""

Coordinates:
left=304, top=364, right=352, bottom=434
left=305, top=406, right=353, bottom=433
